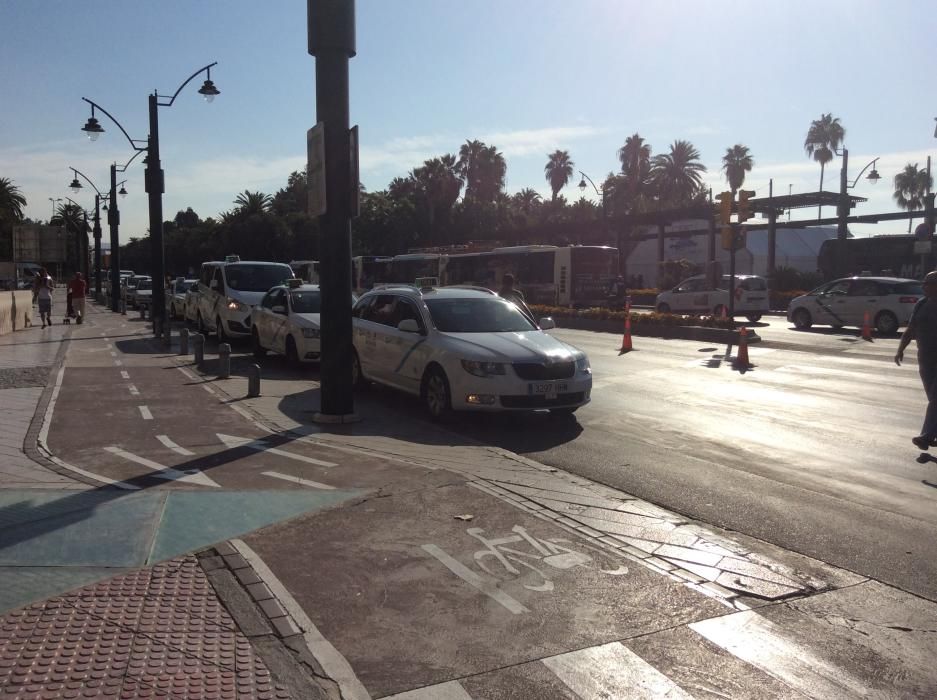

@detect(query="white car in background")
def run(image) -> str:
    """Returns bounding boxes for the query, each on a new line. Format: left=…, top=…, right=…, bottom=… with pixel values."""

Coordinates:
left=351, top=285, right=592, bottom=419
left=134, top=278, right=152, bottom=311
left=787, top=276, right=922, bottom=334
left=251, top=282, right=332, bottom=364
left=656, top=274, right=769, bottom=322
left=169, top=278, right=197, bottom=320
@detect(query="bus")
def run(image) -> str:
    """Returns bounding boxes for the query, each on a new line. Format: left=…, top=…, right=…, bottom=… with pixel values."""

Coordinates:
left=818, top=235, right=931, bottom=280
left=352, top=245, right=619, bottom=307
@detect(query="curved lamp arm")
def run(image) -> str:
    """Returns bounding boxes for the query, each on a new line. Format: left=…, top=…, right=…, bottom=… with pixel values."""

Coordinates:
left=116, top=148, right=145, bottom=173
left=157, top=62, right=218, bottom=106
left=81, top=98, right=148, bottom=152
left=848, top=158, right=880, bottom=188
left=577, top=170, right=601, bottom=197
left=68, top=167, right=105, bottom=197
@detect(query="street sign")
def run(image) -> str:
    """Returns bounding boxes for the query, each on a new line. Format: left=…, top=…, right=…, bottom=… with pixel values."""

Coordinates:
left=307, top=123, right=326, bottom=217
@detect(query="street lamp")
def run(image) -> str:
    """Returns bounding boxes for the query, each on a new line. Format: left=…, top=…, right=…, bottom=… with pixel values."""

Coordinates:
left=578, top=171, right=617, bottom=273
left=833, top=148, right=879, bottom=277
left=48, top=197, right=62, bottom=221
left=81, top=61, right=219, bottom=334
left=66, top=168, right=108, bottom=294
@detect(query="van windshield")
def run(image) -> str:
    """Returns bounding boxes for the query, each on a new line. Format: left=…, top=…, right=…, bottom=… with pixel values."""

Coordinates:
left=225, top=264, right=293, bottom=292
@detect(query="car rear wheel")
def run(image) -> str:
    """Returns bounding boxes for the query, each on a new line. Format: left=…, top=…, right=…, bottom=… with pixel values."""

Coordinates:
left=422, top=366, right=452, bottom=421
left=285, top=336, right=301, bottom=366
left=251, top=330, right=267, bottom=359
left=875, top=310, right=899, bottom=335
left=656, top=303, right=671, bottom=314
left=792, top=308, right=812, bottom=329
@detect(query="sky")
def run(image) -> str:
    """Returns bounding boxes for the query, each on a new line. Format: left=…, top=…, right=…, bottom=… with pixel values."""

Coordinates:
left=2, top=0, right=936, bottom=246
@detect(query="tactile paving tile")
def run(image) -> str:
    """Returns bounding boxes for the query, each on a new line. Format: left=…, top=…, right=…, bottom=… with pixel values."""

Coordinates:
left=0, top=556, right=292, bottom=699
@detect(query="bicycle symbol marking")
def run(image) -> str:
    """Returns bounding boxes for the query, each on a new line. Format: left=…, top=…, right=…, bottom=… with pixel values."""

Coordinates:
left=423, top=524, right=629, bottom=613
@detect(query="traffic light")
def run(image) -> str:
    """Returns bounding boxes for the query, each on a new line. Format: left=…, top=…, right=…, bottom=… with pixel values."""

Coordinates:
left=721, top=225, right=734, bottom=250
left=715, top=191, right=733, bottom=224
left=737, top=190, right=755, bottom=222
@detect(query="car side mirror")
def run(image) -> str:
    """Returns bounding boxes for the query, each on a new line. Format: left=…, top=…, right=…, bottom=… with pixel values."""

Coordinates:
left=539, top=317, right=556, bottom=330
left=397, top=319, right=421, bottom=333
left=271, top=305, right=287, bottom=315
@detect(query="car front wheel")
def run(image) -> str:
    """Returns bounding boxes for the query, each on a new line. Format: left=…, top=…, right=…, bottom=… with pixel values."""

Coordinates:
left=875, top=311, right=899, bottom=335
left=422, top=366, right=452, bottom=421
left=746, top=314, right=762, bottom=323
left=792, top=308, right=812, bottom=329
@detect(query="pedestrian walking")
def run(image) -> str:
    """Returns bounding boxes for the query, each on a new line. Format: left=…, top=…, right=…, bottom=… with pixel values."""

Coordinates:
left=32, top=268, right=54, bottom=328
left=498, top=273, right=535, bottom=323
left=895, top=270, right=937, bottom=449
left=68, top=272, right=87, bottom=323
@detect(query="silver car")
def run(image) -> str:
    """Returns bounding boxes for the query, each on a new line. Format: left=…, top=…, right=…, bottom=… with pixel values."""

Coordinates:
left=787, top=276, right=923, bottom=334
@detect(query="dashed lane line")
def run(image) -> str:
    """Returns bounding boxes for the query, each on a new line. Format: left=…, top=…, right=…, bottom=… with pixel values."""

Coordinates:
left=261, top=471, right=336, bottom=490
left=104, top=446, right=221, bottom=488
left=156, top=435, right=195, bottom=456
left=128, top=384, right=140, bottom=396
left=138, top=405, right=153, bottom=420
left=120, top=371, right=130, bottom=379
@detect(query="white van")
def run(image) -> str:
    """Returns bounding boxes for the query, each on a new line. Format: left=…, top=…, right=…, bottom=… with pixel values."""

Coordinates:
left=655, top=274, right=770, bottom=322
left=290, top=260, right=320, bottom=284
left=195, top=256, right=294, bottom=340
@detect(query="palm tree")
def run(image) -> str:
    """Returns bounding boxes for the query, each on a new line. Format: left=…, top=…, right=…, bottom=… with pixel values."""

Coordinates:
left=804, top=113, right=845, bottom=218
left=618, top=134, right=651, bottom=188
left=0, top=177, right=27, bottom=223
left=650, top=140, right=707, bottom=206
left=893, top=163, right=934, bottom=233
left=544, top=150, right=574, bottom=201
left=411, top=154, right=462, bottom=236
left=456, top=140, right=506, bottom=203
left=232, top=190, right=273, bottom=216
left=722, top=144, right=754, bottom=193
left=513, top=188, right=542, bottom=214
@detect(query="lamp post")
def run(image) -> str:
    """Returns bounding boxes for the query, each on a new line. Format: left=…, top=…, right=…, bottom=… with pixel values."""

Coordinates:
left=48, top=197, right=62, bottom=222
left=67, top=167, right=109, bottom=298
left=835, top=148, right=880, bottom=277
left=82, top=62, right=218, bottom=334
left=578, top=171, right=616, bottom=272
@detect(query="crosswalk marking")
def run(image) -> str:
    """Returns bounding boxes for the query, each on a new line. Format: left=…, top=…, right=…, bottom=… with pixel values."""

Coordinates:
left=384, top=680, right=473, bottom=699
left=542, top=641, right=695, bottom=699
left=104, top=446, right=220, bottom=488
left=120, top=370, right=130, bottom=379
left=156, top=434, right=195, bottom=456
left=138, top=405, right=153, bottom=420
left=261, top=471, right=335, bottom=490
left=690, top=609, right=868, bottom=698
left=216, top=433, right=338, bottom=467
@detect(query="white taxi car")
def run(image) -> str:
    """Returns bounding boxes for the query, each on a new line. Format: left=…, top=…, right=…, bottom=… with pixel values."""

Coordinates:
left=251, top=281, right=329, bottom=364
left=351, top=285, right=592, bottom=419
left=787, top=276, right=922, bottom=334
left=656, top=274, right=769, bottom=322
left=169, top=278, right=197, bottom=320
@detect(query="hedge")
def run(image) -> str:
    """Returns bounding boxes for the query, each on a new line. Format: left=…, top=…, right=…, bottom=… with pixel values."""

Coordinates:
left=529, top=304, right=736, bottom=329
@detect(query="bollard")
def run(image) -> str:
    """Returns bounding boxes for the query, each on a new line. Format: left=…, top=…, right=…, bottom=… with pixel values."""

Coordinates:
left=247, top=363, right=261, bottom=398
left=193, top=333, right=205, bottom=366
left=218, top=342, right=231, bottom=379
left=121, top=299, right=126, bottom=315
left=179, top=328, right=189, bottom=355
left=162, top=318, right=172, bottom=347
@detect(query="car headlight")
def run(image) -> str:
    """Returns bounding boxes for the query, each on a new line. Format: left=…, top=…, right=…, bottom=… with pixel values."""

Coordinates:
left=461, top=360, right=507, bottom=377
left=226, top=298, right=246, bottom=311
left=302, top=327, right=320, bottom=339
left=575, top=354, right=591, bottom=374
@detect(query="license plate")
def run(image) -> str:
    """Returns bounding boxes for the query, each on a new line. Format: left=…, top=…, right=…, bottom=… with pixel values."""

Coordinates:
left=529, top=382, right=567, bottom=399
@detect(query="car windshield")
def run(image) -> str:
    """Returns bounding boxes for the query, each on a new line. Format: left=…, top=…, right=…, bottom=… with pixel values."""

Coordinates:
left=290, top=290, right=321, bottom=314
left=425, top=298, right=537, bottom=333
left=137, top=280, right=151, bottom=290
left=225, top=264, right=293, bottom=292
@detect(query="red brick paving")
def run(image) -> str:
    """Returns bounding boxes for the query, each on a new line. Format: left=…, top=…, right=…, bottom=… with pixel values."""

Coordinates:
left=0, top=556, right=292, bottom=699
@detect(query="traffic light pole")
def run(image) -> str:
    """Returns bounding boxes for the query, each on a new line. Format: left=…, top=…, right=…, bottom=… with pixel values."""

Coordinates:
left=728, top=225, right=737, bottom=324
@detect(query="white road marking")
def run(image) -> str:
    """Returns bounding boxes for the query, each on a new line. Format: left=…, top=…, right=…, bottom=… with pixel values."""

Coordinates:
left=109, top=351, right=116, bottom=357
left=127, top=384, right=140, bottom=396
left=216, top=433, right=338, bottom=467
left=114, top=360, right=122, bottom=366
left=37, top=365, right=66, bottom=450
left=104, top=446, right=220, bottom=487
left=138, top=405, right=153, bottom=420
left=690, top=609, right=868, bottom=698
left=261, top=471, right=335, bottom=490
left=156, top=434, right=195, bottom=456
left=421, top=543, right=529, bottom=615
left=384, top=681, right=473, bottom=700
left=230, top=539, right=371, bottom=700
left=543, top=641, right=694, bottom=699
left=120, top=370, right=130, bottom=379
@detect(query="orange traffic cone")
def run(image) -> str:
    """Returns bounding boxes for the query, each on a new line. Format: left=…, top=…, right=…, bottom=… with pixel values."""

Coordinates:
left=861, top=310, right=873, bottom=341
left=734, top=326, right=750, bottom=368
left=619, top=298, right=633, bottom=353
